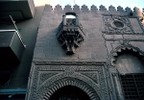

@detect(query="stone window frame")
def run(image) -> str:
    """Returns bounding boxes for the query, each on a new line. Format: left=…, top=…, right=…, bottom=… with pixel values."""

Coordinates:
left=110, top=44, right=144, bottom=100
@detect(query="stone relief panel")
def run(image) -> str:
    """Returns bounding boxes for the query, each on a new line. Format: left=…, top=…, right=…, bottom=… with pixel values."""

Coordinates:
left=103, top=15, right=133, bottom=34
left=38, top=72, right=60, bottom=85
left=79, top=71, right=99, bottom=84
left=26, top=62, right=110, bottom=100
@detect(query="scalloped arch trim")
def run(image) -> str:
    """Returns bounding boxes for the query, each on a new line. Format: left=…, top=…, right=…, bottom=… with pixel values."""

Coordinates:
left=110, top=44, right=144, bottom=64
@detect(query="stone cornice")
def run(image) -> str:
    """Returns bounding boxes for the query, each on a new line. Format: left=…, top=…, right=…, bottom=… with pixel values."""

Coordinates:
left=33, top=60, right=106, bottom=65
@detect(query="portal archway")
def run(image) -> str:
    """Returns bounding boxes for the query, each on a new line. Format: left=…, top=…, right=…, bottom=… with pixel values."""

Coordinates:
left=49, top=85, right=90, bottom=100
left=42, top=78, right=100, bottom=100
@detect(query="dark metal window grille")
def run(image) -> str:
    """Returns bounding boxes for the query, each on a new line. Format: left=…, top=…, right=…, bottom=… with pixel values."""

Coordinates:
left=120, top=74, right=144, bottom=100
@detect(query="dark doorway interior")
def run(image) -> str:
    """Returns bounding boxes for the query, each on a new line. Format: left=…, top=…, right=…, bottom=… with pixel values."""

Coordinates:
left=49, top=85, right=90, bottom=100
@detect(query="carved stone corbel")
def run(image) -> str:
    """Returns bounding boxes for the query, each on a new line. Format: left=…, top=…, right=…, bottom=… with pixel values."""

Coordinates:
left=56, top=12, right=85, bottom=55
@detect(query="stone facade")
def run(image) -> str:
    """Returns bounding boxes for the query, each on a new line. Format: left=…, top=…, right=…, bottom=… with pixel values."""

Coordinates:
left=26, top=5, right=144, bottom=100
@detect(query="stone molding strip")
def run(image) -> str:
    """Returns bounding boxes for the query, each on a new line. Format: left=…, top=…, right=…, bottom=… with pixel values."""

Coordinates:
left=33, top=60, right=106, bottom=65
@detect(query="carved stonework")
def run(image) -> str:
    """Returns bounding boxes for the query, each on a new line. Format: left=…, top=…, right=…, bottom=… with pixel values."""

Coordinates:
left=39, top=72, right=59, bottom=85
left=26, top=61, right=110, bottom=100
left=103, top=15, right=133, bottom=34
left=110, top=44, right=144, bottom=65
left=42, top=78, right=100, bottom=100
left=80, top=72, right=99, bottom=84
left=56, top=12, right=85, bottom=55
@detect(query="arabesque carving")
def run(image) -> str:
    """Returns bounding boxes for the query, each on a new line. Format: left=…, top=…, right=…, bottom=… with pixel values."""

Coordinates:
left=26, top=62, right=111, bottom=100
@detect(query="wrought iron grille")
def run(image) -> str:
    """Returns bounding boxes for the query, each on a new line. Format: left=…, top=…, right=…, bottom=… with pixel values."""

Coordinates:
left=120, top=74, right=144, bottom=100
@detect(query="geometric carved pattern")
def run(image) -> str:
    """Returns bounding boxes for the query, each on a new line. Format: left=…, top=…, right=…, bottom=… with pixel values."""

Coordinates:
left=26, top=61, right=110, bottom=100
left=39, top=72, right=59, bottom=85
left=80, top=72, right=99, bottom=84
left=56, top=12, right=85, bottom=55
left=103, top=15, right=133, bottom=34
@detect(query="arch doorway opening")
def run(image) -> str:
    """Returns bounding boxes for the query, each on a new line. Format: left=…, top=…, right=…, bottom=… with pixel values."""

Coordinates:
left=49, top=85, right=90, bottom=100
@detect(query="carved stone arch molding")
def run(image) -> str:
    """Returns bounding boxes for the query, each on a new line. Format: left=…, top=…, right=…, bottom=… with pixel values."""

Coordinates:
left=26, top=62, right=110, bottom=100
left=110, top=44, right=144, bottom=65
left=38, top=77, right=101, bottom=100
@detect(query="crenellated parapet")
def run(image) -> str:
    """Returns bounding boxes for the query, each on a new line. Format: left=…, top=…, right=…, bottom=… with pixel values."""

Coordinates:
left=117, top=6, right=125, bottom=14
left=64, top=5, right=72, bottom=12
left=99, top=5, right=107, bottom=12
left=109, top=5, right=117, bottom=12
left=54, top=4, right=63, bottom=13
left=44, top=4, right=143, bottom=17
left=91, top=5, right=98, bottom=13
left=73, top=4, right=80, bottom=13
left=44, top=4, right=144, bottom=30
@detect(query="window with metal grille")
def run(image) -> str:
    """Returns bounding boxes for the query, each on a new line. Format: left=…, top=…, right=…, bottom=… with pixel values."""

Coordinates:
left=120, top=74, right=144, bottom=100
left=114, top=49, right=144, bottom=100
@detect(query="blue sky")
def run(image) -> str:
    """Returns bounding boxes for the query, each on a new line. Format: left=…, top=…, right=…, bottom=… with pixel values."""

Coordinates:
left=47, top=0, right=144, bottom=10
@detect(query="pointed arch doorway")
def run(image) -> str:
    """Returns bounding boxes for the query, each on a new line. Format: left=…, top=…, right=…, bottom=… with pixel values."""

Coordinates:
left=41, top=78, right=101, bottom=100
left=49, top=85, right=90, bottom=100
